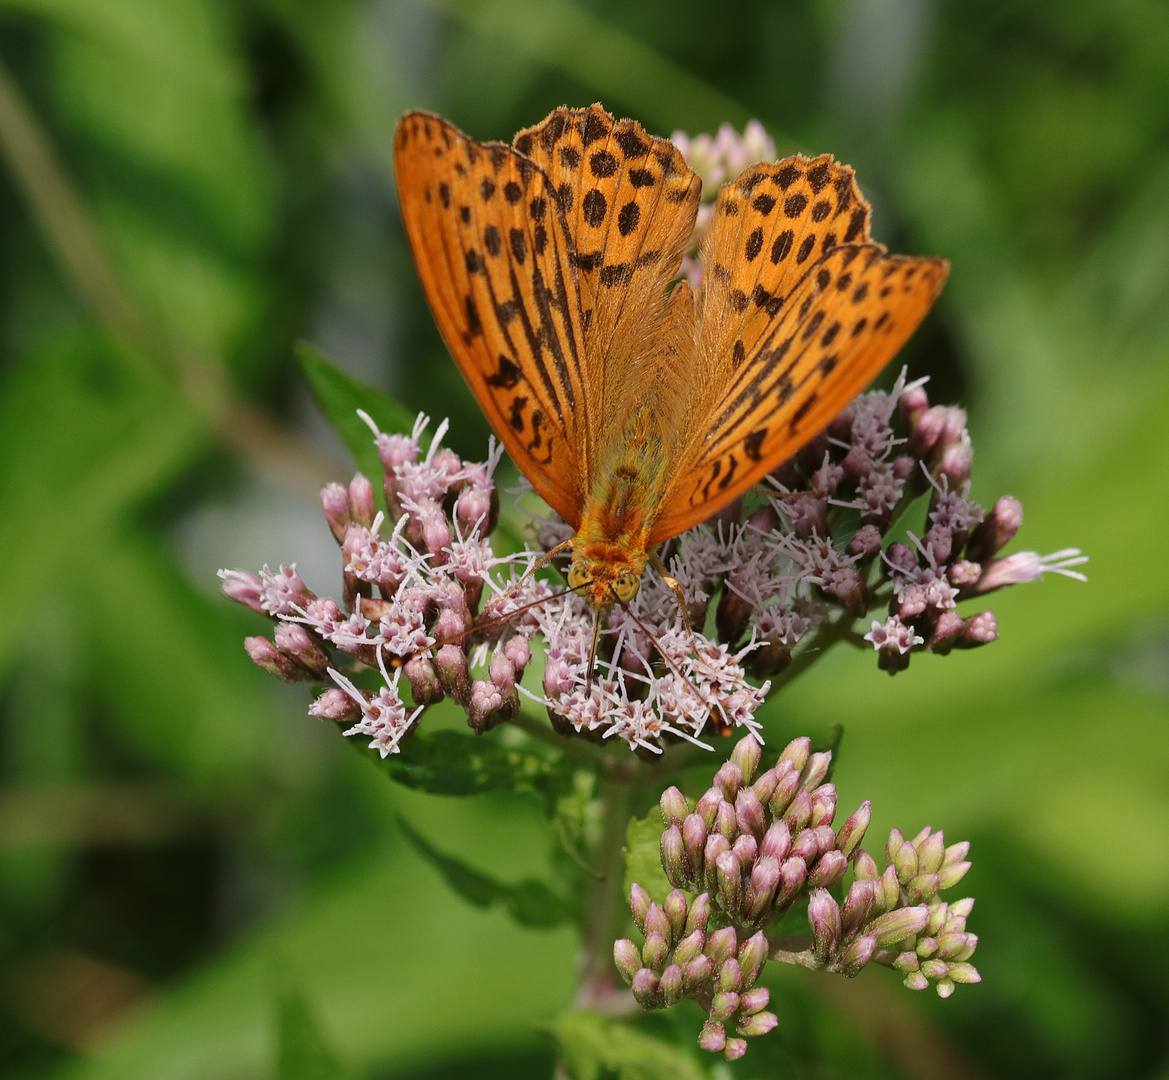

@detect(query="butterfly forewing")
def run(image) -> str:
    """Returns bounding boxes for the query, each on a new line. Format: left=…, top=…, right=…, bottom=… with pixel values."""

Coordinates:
left=650, top=241, right=948, bottom=542
left=513, top=105, right=702, bottom=414
left=394, top=111, right=590, bottom=525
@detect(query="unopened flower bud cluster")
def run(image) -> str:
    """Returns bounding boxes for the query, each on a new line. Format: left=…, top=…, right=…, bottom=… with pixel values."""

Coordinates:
left=616, top=735, right=979, bottom=1059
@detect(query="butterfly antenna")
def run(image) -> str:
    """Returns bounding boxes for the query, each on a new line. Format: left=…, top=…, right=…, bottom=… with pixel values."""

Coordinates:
left=489, top=539, right=573, bottom=610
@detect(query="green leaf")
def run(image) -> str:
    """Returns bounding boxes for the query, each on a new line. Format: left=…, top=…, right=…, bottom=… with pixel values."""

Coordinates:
left=555, top=1012, right=710, bottom=1080
left=398, top=816, right=570, bottom=929
left=623, top=811, right=672, bottom=907
left=368, top=728, right=575, bottom=806
left=275, top=989, right=357, bottom=1080
left=296, top=341, right=417, bottom=485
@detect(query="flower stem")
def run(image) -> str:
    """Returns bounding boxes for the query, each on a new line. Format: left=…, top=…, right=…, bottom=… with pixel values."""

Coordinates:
left=574, top=767, right=638, bottom=1009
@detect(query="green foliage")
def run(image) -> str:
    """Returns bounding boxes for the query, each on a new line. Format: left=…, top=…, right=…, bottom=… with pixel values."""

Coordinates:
left=623, top=811, right=673, bottom=907
left=366, top=727, right=574, bottom=807
left=297, top=342, right=416, bottom=487
left=398, top=816, right=570, bottom=929
left=555, top=1012, right=710, bottom=1080
left=275, top=989, right=358, bottom=1080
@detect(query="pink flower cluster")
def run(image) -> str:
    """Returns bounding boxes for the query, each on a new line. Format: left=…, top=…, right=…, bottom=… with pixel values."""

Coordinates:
left=617, top=734, right=979, bottom=1060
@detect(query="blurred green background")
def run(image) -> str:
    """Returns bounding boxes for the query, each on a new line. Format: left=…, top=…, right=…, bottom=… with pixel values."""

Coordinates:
left=0, top=0, right=1166, bottom=1077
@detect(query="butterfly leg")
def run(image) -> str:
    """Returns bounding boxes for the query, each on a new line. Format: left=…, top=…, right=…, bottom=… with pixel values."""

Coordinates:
left=648, top=550, right=692, bottom=638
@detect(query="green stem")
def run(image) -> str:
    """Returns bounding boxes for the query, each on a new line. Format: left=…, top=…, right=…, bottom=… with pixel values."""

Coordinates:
left=574, top=767, right=638, bottom=1009
left=766, top=936, right=820, bottom=969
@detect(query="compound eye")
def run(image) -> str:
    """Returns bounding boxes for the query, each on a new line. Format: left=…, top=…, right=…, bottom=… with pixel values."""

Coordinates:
left=567, top=563, right=588, bottom=590
left=613, top=572, right=640, bottom=604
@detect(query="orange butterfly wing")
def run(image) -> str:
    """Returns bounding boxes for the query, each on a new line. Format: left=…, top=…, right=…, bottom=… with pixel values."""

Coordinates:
left=394, top=111, right=590, bottom=526
left=649, top=157, right=948, bottom=543
left=512, top=105, right=701, bottom=372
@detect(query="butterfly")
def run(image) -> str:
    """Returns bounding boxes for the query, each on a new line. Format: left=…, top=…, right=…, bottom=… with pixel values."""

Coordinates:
left=394, top=104, right=947, bottom=620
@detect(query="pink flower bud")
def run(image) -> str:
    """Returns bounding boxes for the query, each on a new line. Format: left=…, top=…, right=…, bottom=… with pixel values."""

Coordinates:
left=848, top=523, right=884, bottom=557
left=809, top=784, right=837, bottom=828
left=705, top=926, right=737, bottom=968
left=775, top=856, right=807, bottom=909
left=778, top=736, right=811, bottom=773
left=715, top=799, right=738, bottom=840
left=967, top=495, right=1023, bottom=562
left=837, top=933, right=878, bottom=976
left=868, top=905, right=929, bottom=946
left=713, top=761, right=744, bottom=801
left=660, top=825, right=688, bottom=888
left=842, top=878, right=876, bottom=935
left=742, top=855, right=780, bottom=923
left=630, top=883, right=651, bottom=933
left=245, top=636, right=300, bottom=682
left=735, top=788, right=766, bottom=840
left=348, top=473, right=376, bottom=526
left=809, top=849, right=848, bottom=889
left=717, top=958, right=742, bottom=994
left=836, top=801, right=871, bottom=858
left=682, top=814, right=707, bottom=880
left=750, top=767, right=779, bottom=805
left=729, top=734, right=762, bottom=783
left=715, top=850, right=743, bottom=913
left=659, top=964, right=684, bottom=1007
left=929, top=610, right=965, bottom=654
left=673, top=928, right=705, bottom=967
left=684, top=954, right=714, bottom=993
left=659, top=785, right=689, bottom=826
left=308, top=688, right=361, bottom=722
left=737, top=931, right=767, bottom=988
left=695, top=787, right=722, bottom=828
left=710, top=990, right=740, bottom=1022
left=698, top=1020, right=726, bottom=1053
left=785, top=790, right=812, bottom=834
left=760, top=821, right=792, bottom=862
left=501, top=634, right=531, bottom=674
left=644, top=902, right=670, bottom=942
left=631, top=967, right=659, bottom=1007
left=402, top=655, right=443, bottom=704
left=642, top=931, right=669, bottom=970
left=961, top=611, right=998, bottom=645
left=854, top=849, right=880, bottom=880
left=613, top=939, right=640, bottom=983
left=320, top=483, right=351, bottom=542
left=917, top=830, right=946, bottom=874
left=800, top=752, right=832, bottom=792
left=739, top=987, right=770, bottom=1016
left=808, top=889, right=841, bottom=962
left=434, top=644, right=470, bottom=705
left=735, top=1011, right=778, bottom=1038
left=684, top=893, right=712, bottom=935
left=769, top=766, right=801, bottom=818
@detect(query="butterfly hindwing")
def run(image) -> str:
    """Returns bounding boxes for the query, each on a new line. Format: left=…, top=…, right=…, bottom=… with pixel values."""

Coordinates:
left=394, top=111, right=590, bottom=525
left=651, top=242, right=948, bottom=542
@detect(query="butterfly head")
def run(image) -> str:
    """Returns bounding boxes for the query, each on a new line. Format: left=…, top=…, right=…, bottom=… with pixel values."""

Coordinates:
left=567, top=551, right=642, bottom=611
